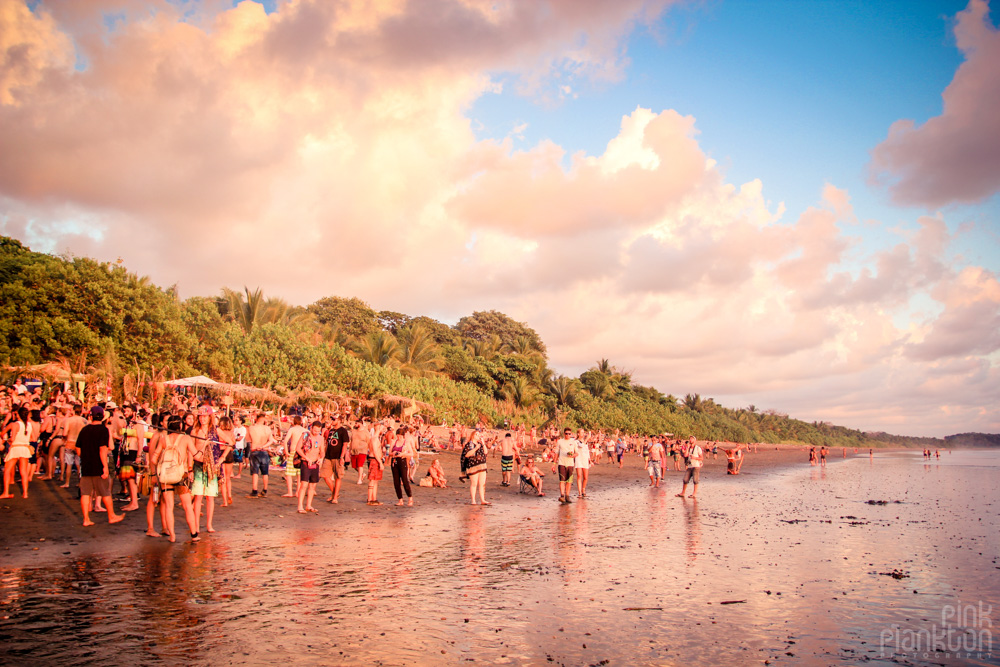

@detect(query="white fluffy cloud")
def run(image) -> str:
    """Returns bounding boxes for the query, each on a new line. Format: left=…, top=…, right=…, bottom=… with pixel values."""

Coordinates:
left=0, top=0, right=997, bottom=437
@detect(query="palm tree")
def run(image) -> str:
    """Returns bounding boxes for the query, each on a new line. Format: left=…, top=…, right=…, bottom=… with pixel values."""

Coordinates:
left=351, top=330, right=399, bottom=367
left=464, top=334, right=502, bottom=359
left=395, top=324, right=442, bottom=377
left=683, top=393, right=703, bottom=412
left=503, top=376, right=539, bottom=409
left=594, top=358, right=613, bottom=375
left=582, top=371, right=614, bottom=399
left=261, top=297, right=314, bottom=327
left=222, top=286, right=266, bottom=335
left=504, top=335, right=542, bottom=360
left=547, top=375, right=578, bottom=407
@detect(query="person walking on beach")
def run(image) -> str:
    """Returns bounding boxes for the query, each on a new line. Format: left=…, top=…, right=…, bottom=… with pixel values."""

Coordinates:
left=676, top=438, right=704, bottom=499
left=351, top=418, right=373, bottom=485
left=647, top=437, right=664, bottom=487
left=552, top=428, right=578, bottom=504
left=321, top=414, right=349, bottom=503
left=366, top=422, right=385, bottom=505
left=246, top=412, right=273, bottom=497
left=76, top=406, right=125, bottom=526
left=574, top=434, right=591, bottom=497
left=463, top=430, right=490, bottom=505
left=389, top=426, right=415, bottom=506
left=296, top=421, right=322, bottom=513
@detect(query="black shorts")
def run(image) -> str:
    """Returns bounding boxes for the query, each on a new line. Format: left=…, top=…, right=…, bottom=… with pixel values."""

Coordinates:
left=300, top=465, right=319, bottom=484
left=558, top=465, right=573, bottom=482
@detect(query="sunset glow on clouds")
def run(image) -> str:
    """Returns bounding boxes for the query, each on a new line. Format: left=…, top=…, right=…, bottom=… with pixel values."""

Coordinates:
left=1, top=0, right=998, bottom=436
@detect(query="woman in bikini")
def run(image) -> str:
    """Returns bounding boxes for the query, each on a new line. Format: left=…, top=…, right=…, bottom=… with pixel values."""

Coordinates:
left=150, top=415, right=199, bottom=542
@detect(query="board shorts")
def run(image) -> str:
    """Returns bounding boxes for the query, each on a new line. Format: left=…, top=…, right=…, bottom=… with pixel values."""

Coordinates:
left=351, top=454, right=366, bottom=470
left=249, top=450, right=270, bottom=475
left=501, top=455, right=514, bottom=472
left=233, top=448, right=244, bottom=463
left=648, top=460, right=662, bottom=477
left=63, top=448, right=80, bottom=468
left=368, top=458, right=383, bottom=482
left=557, top=464, right=573, bottom=482
left=684, top=467, right=700, bottom=485
left=80, top=475, right=111, bottom=498
left=321, top=458, right=344, bottom=480
left=284, top=458, right=298, bottom=477
left=300, top=464, right=320, bottom=484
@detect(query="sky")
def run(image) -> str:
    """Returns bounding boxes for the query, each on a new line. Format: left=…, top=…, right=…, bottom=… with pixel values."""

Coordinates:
left=1, top=0, right=998, bottom=438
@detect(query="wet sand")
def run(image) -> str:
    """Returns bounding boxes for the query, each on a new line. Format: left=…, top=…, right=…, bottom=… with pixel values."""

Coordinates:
left=2, top=448, right=997, bottom=666
left=0, top=442, right=810, bottom=553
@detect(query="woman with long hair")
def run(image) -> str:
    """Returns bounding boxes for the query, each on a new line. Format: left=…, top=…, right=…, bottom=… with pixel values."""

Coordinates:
left=389, top=426, right=414, bottom=506
left=190, top=407, right=232, bottom=533
left=216, top=415, right=236, bottom=507
left=151, top=414, right=199, bottom=542
left=0, top=407, right=33, bottom=499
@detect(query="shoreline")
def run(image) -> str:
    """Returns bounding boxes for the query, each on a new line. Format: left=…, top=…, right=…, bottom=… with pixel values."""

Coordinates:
left=1, top=442, right=857, bottom=564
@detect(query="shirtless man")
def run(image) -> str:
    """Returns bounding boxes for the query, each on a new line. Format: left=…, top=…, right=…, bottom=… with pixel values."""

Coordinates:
left=40, top=406, right=67, bottom=480
left=118, top=404, right=145, bottom=511
left=647, top=437, right=664, bottom=487
left=60, top=405, right=87, bottom=488
left=350, top=418, right=373, bottom=484
left=499, top=433, right=519, bottom=487
left=246, top=412, right=274, bottom=497
left=366, top=423, right=385, bottom=505
left=282, top=416, right=306, bottom=497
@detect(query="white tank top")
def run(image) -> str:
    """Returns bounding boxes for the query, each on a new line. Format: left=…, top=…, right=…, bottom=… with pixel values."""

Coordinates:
left=11, top=421, right=29, bottom=446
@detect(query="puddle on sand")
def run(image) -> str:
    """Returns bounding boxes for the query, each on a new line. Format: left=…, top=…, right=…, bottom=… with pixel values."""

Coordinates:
left=1, top=451, right=998, bottom=666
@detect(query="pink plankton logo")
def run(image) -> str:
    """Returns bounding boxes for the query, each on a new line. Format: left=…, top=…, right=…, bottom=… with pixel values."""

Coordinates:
left=880, top=601, right=993, bottom=660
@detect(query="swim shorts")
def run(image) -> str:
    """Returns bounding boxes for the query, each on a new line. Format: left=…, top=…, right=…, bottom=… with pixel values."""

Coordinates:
left=501, top=455, right=514, bottom=472
left=351, top=454, right=366, bottom=470
left=558, top=464, right=573, bottom=482
left=683, top=467, right=700, bottom=485
left=300, top=464, right=319, bottom=484
left=80, top=475, right=111, bottom=498
left=368, top=459, right=383, bottom=482
left=249, top=450, right=270, bottom=475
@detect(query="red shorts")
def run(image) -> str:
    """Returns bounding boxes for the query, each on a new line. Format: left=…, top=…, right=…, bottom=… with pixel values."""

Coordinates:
left=368, top=460, right=383, bottom=481
left=351, top=454, right=366, bottom=469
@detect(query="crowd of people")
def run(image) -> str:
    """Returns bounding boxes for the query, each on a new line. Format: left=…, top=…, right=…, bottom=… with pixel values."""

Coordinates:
left=1, top=378, right=761, bottom=543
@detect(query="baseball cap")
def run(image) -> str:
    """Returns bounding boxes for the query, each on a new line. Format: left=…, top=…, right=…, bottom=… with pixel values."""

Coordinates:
left=90, top=405, right=105, bottom=420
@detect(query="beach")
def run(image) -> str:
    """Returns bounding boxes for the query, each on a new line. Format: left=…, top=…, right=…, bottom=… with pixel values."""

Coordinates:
left=1, top=448, right=997, bottom=666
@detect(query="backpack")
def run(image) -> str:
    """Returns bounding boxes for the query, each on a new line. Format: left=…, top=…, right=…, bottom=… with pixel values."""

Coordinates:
left=157, top=441, right=186, bottom=484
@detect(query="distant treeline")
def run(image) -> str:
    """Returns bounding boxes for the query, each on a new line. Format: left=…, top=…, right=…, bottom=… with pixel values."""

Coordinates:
left=1, top=235, right=989, bottom=448
left=944, top=433, right=1000, bottom=448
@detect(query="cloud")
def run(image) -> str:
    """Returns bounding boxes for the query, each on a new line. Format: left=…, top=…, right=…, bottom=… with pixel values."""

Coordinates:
left=0, top=0, right=997, bottom=437
left=869, top=0, right=1000, bottom=207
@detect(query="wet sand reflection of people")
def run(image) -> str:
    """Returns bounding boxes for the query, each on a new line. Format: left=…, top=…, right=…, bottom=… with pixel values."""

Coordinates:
left=460, top=506, right=486, bottom=591
left=683, top=499, right=701, bottom=563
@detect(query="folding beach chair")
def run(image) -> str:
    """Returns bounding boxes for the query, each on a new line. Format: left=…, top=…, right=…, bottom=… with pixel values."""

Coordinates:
left=518, top=475, right=543, bottom=496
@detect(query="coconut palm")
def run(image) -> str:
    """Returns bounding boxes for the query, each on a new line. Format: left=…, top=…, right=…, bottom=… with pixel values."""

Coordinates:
left=547, top=375, right=578, bottom=407
left=222, top=286, right=266, bottom=335
left=351, top=330, right=400, bottom=367
left=504, top=335, right=542, bottom=360
left=503, top=376, right=539, bottom=409
left=464, top=334, right=501, bottom=359
left=395, top=324, right=442, bottom=377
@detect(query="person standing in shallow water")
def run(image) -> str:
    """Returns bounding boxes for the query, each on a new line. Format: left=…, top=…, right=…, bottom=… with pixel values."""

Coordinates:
left=463, top=430, right=489, bottom=505
left=676, top=437, right=704, bottom=500
left=552, top=428, right=578, bottom=504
